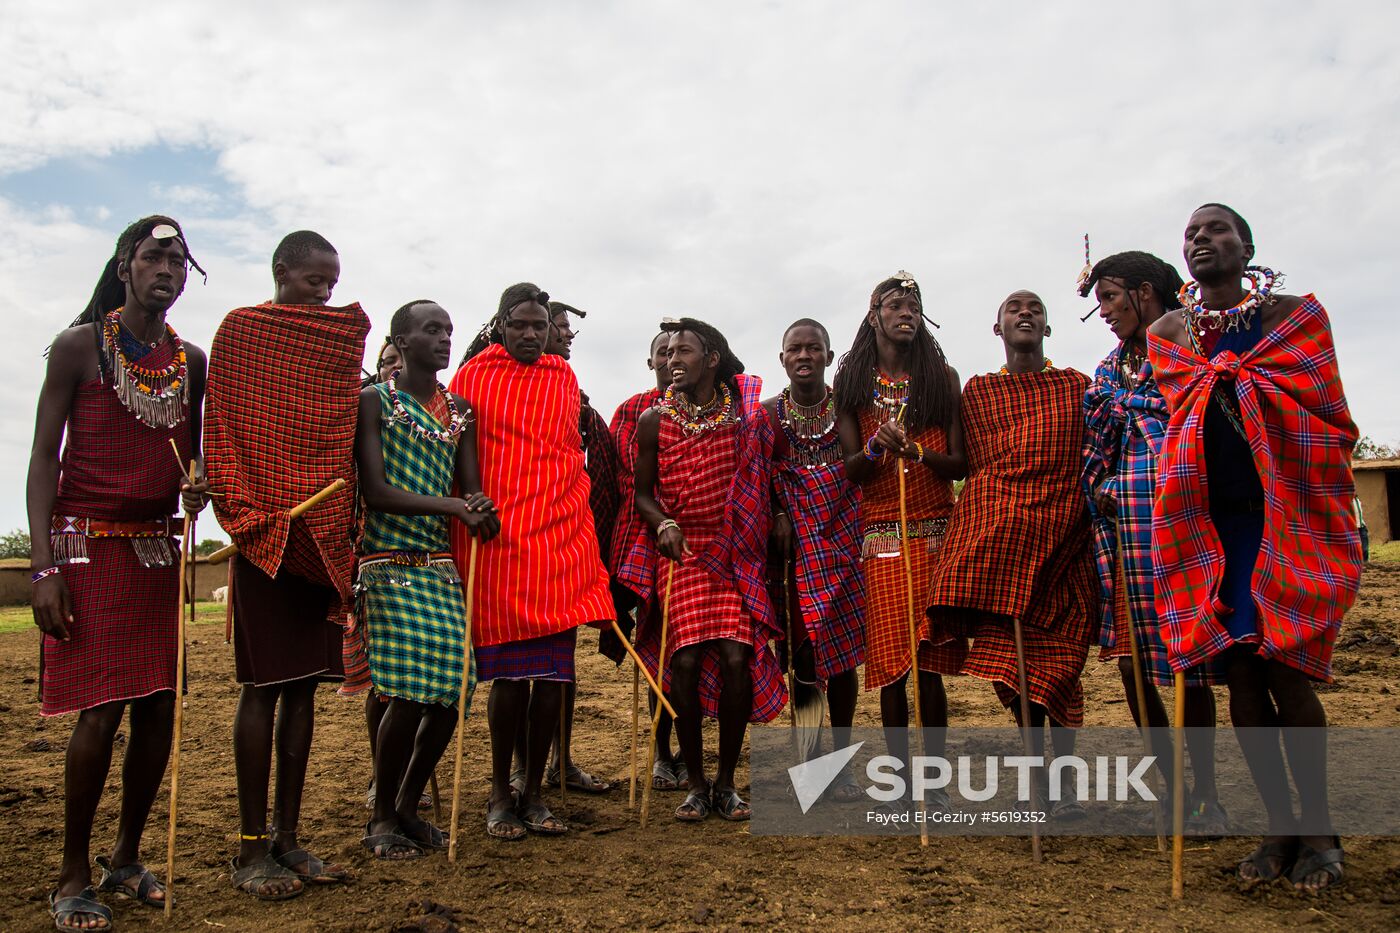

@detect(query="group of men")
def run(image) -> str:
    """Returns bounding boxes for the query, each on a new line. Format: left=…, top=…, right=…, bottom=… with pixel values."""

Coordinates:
left=28, top=201, right=1360, bottom=929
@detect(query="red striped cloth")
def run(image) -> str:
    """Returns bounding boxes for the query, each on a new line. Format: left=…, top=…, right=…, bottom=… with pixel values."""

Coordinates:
left=857, top=410, right=966, bottom=690
left=1148, top=296, right=1361, bottom=680
left=925, top=369, right=1096, bottom=726
left=43, top=346, right=190, bottom=716
left=448, top=344, right=613, bottom=647
left=206, top=303, right=369, bottom=613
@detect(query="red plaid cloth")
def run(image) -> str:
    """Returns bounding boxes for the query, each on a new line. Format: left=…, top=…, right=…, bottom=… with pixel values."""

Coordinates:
left=631, top=388, right=787, bottom=723
left=1148, top=296, right=1361, bottom=680
left=608, top=388, right=662, bottom=581
left=42, top=353, right=190, bottom=716
left=857, top=410, right=966, bottom=689
left=448, top=344, right=613, bottom=648
left=926, top=369, right=1096, bottom=726
left=206, top=303, right=368, bottom=615
left=752, top=409, right=864, bottom=682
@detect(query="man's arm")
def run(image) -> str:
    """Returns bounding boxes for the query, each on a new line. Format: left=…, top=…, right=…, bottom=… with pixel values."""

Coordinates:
left=634, top=408, right=687, bottom=560
left=452, top=394, right=499, bottom=541
left=917, top=367, right=968, bottom=481
left=26, top=327, right=91, bottom=639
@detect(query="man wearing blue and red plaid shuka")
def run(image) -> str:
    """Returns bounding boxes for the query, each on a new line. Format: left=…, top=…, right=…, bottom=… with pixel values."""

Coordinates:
left=626, top=318, right=787, bottom=823
left=28, top=216, right=211, bottom=931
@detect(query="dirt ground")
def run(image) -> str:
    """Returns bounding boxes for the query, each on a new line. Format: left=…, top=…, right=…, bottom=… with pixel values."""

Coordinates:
left=3, top=565, right=1399, bottom=932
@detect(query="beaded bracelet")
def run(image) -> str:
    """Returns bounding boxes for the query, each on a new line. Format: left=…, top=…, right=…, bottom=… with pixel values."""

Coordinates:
left=910, top=441, right=924, bottom=462
left=656, top=518, right=680, bottom=537
left=863, top=437, right=883, bottom=461
left=31, top=566, right=61, bottom=584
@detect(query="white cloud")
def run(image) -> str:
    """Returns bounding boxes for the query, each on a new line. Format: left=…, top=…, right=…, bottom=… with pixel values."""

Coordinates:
left=1, top=0, right=1398, bottom=534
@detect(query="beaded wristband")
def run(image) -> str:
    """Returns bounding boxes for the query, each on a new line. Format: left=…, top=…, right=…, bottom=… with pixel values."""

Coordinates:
left=910, top=441, right=924, bottom=462
left=31, top=566, right=61, bottom=584
left=863, top=437, right=883, bottom=461
left=656, top=518, right=680, bottom=537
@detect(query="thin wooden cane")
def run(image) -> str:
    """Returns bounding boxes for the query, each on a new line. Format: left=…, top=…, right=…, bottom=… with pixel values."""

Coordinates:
left=448, top=537, right=479, bottom=862
left=896, top=454, right=928, bottom=847
left=223, top=557, right=235, bottom=644
left=1172, top=670, right=1186, bottom=898
left=205, top=478, right=349, bottom=563
left=165, top=457, right=196, bottom=919
left=640, top=562, right=675, bottom=828
left=629, top=656, right=640, bottom=809
left=1117, top=545, right=1167, bottom=853
left=1011, top=616, right=1042, bottom=864
left=607, top=620, right=677, bottom=718
left=783, top=557, right=797, bottom=732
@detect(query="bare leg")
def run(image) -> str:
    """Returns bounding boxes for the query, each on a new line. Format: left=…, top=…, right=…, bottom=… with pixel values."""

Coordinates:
left=108, top=691, right=175, bottom=896
left=368, top=698, right=423, bottom=858
left=1225, top=646, right=1298, bottom=882
left=487, top=681, right=528, bottom=812
left=268, top=678, right=320, bottom=865
left=549, top=682, right=577, bottom=773
left=669, top=645, right=707, bottom=794
left=714, top=639, right=753, bottom=793
left=233, top=684, right=301, bottom=897
left=57, top=701, right=124, bottom=908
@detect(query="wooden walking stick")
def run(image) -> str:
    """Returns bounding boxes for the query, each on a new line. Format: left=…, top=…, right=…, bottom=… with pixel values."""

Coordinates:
left=629, top=653, right=640, bottom=809
left=1172, top=670, right=1186, bottom=898
left=784, top=558, right=797, bottom=732
left=1011, top=616, right=1043, bottom=864
left=448, top=537, right=479, bottom=862
left=165, top=452, right=197, bottom=919
left=607, top=620, right=677, bottom=718
left=894, top=407, right=928, bottom=847
left=640, top=561, right=675, bottom=828
left=1118, top=545, right=1166, bottom=852
left=206, top=478, right=349, bottom=563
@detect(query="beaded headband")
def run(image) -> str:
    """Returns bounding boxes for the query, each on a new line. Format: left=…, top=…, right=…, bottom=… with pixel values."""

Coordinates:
left=872, top=271, right=940, bottom=329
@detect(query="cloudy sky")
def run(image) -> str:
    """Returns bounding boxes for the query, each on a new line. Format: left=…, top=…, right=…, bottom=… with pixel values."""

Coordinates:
left=3, top=1, right=1395, bottom=539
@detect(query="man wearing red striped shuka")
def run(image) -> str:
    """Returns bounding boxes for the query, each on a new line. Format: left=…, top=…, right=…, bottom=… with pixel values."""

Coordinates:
left=207, top=230, right=366, bottom=898
left=29, top=217, right=210, bottom=930
left=925, top=289, right=1096, bottom=818
left=1149, top=204, right=1360, bottom=893
left=449, top=284, right=614, bottom=842
left=834, top=272, right=968, bottom=812
left=629, top=318, right=786, bottom=823
left=604, top=333, right=689, bottom=790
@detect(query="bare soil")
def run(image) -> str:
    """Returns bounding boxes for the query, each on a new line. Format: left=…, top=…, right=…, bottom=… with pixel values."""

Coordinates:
left=3, top=566, right=1399, bottom=931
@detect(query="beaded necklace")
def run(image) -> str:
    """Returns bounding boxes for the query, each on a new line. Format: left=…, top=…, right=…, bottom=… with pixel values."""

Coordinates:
left=102, top=310, right=188, bottom=428
left=387, top=372, right=470, bottom=443
left=1179, top=266, right=1281, bottom=337
left=662, top=383, right=735, bottom=435
left=997, top=357, right=1054, bottom=375
left=872, top=370, right=909, bottom=419
left=778, top=386, right=839, bottom=468
left=1117, top=346, right=1147, bottom=389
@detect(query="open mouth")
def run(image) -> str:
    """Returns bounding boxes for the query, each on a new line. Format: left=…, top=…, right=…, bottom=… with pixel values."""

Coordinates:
left=794, top=364, right=813, bottom=375
left=1190, top=247, right=1214, bottom=261
left=895, top=322, right=915, bottom=333
left=670, top=367, right=688, bottom=380
left=1015, top=321, right=1035, bottom=331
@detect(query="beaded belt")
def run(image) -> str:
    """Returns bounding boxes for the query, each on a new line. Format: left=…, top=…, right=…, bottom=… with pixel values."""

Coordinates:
left=355, top=550, right=460, bottom=594
left=861, top=518, right=948, bottom=559
left=50, top=514, right=178, bottom=568
left=359, top=550, right=453, bottom=567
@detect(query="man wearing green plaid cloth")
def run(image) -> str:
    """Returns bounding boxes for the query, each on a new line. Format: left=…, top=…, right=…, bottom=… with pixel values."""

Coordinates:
left=354, top=300, right=499, bottom=859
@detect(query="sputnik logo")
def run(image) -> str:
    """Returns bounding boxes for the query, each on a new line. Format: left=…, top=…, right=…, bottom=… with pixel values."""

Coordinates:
left=787, top=741, right=865, bottom=814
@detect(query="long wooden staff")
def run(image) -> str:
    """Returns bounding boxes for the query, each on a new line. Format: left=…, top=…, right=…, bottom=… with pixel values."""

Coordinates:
left=1118, top=545, right=1166, bottom=852
left=1171, top=670, right=1186, bottom=898
left=629, top=652, right=640, bottom=810
left=205, top=479, right=349, bottom=563
left=608, top=621, right=677, bottom=718
left=165, top=452, right=196, bottom=919
left=1011, top=617, right=1042, bottom=864
left=894, top=406, right=928, bottom=848
left=783, top=557, right=797, bottom=733
left=639, top=562, right=675, bottom=828
left=448, top=537, right=479, bottom=862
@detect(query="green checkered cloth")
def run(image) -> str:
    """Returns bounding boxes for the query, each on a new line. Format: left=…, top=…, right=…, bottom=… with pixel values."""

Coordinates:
left=358, top=384, right=474, bottom=708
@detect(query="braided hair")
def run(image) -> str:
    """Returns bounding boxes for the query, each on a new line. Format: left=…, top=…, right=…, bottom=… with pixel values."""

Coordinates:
left=659, top=317, right=745, bottom=399
left=67, top=215, right=204, bottom=374
left=1078, top=250, right=1185, bottom=317
left=832, top=276, right=955, bottom=433
left=460, top=282, right=551, bottom=365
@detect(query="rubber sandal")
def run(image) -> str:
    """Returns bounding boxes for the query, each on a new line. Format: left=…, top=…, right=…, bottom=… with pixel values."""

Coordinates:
left=49, top=887, right=112, bottom=932
left=96, top=855, right=167, bottom=908
left=230, top=855, right=304, bottom=901
left=651, top=757, right=680, bottom=791
left=402, top=819, right=448, bottom=850
left=1186, top=799, right=1230, bottom=837
left=360, top=822, right=424, bottom=861
left=675, top=787, right=710, bottom=822
left=1289, top=841, right=1344, bottom=893
left=548, top=764, right=611, bottom=794
left=675, top=757, right=690, bottom=790
left=273, top=847, right=351, bottom=883
left=486, top=805, right=527, bottom=841
left=1236, top=840, right=1297, bottom=886
left=519, top=801, right=568, bottom=836
left=713, top=787, right=751, bottom=822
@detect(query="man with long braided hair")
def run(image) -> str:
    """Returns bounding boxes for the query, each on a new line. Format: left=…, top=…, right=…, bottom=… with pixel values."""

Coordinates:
left=623, top=317, right=786, bottom=821
left=834, top=272, right=966, bottom=814
left=1080, top=250, right=1226, bottom=833
left=28, top=216, right=210, bottom=929
left=449, top=284, right=613, bottom=840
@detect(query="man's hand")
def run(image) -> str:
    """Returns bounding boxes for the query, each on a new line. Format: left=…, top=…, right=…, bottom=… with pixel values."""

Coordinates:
left=874, top=419, right=909, bottom=458
left=771, top=512, right=794, bottom=557
left=657, top=523, right=690, bottom=562
left=31, top=573, right=73, bottom=640
left=180, top=474, right=211, bottom=515
left=448, top=494, right=502, bottom=541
